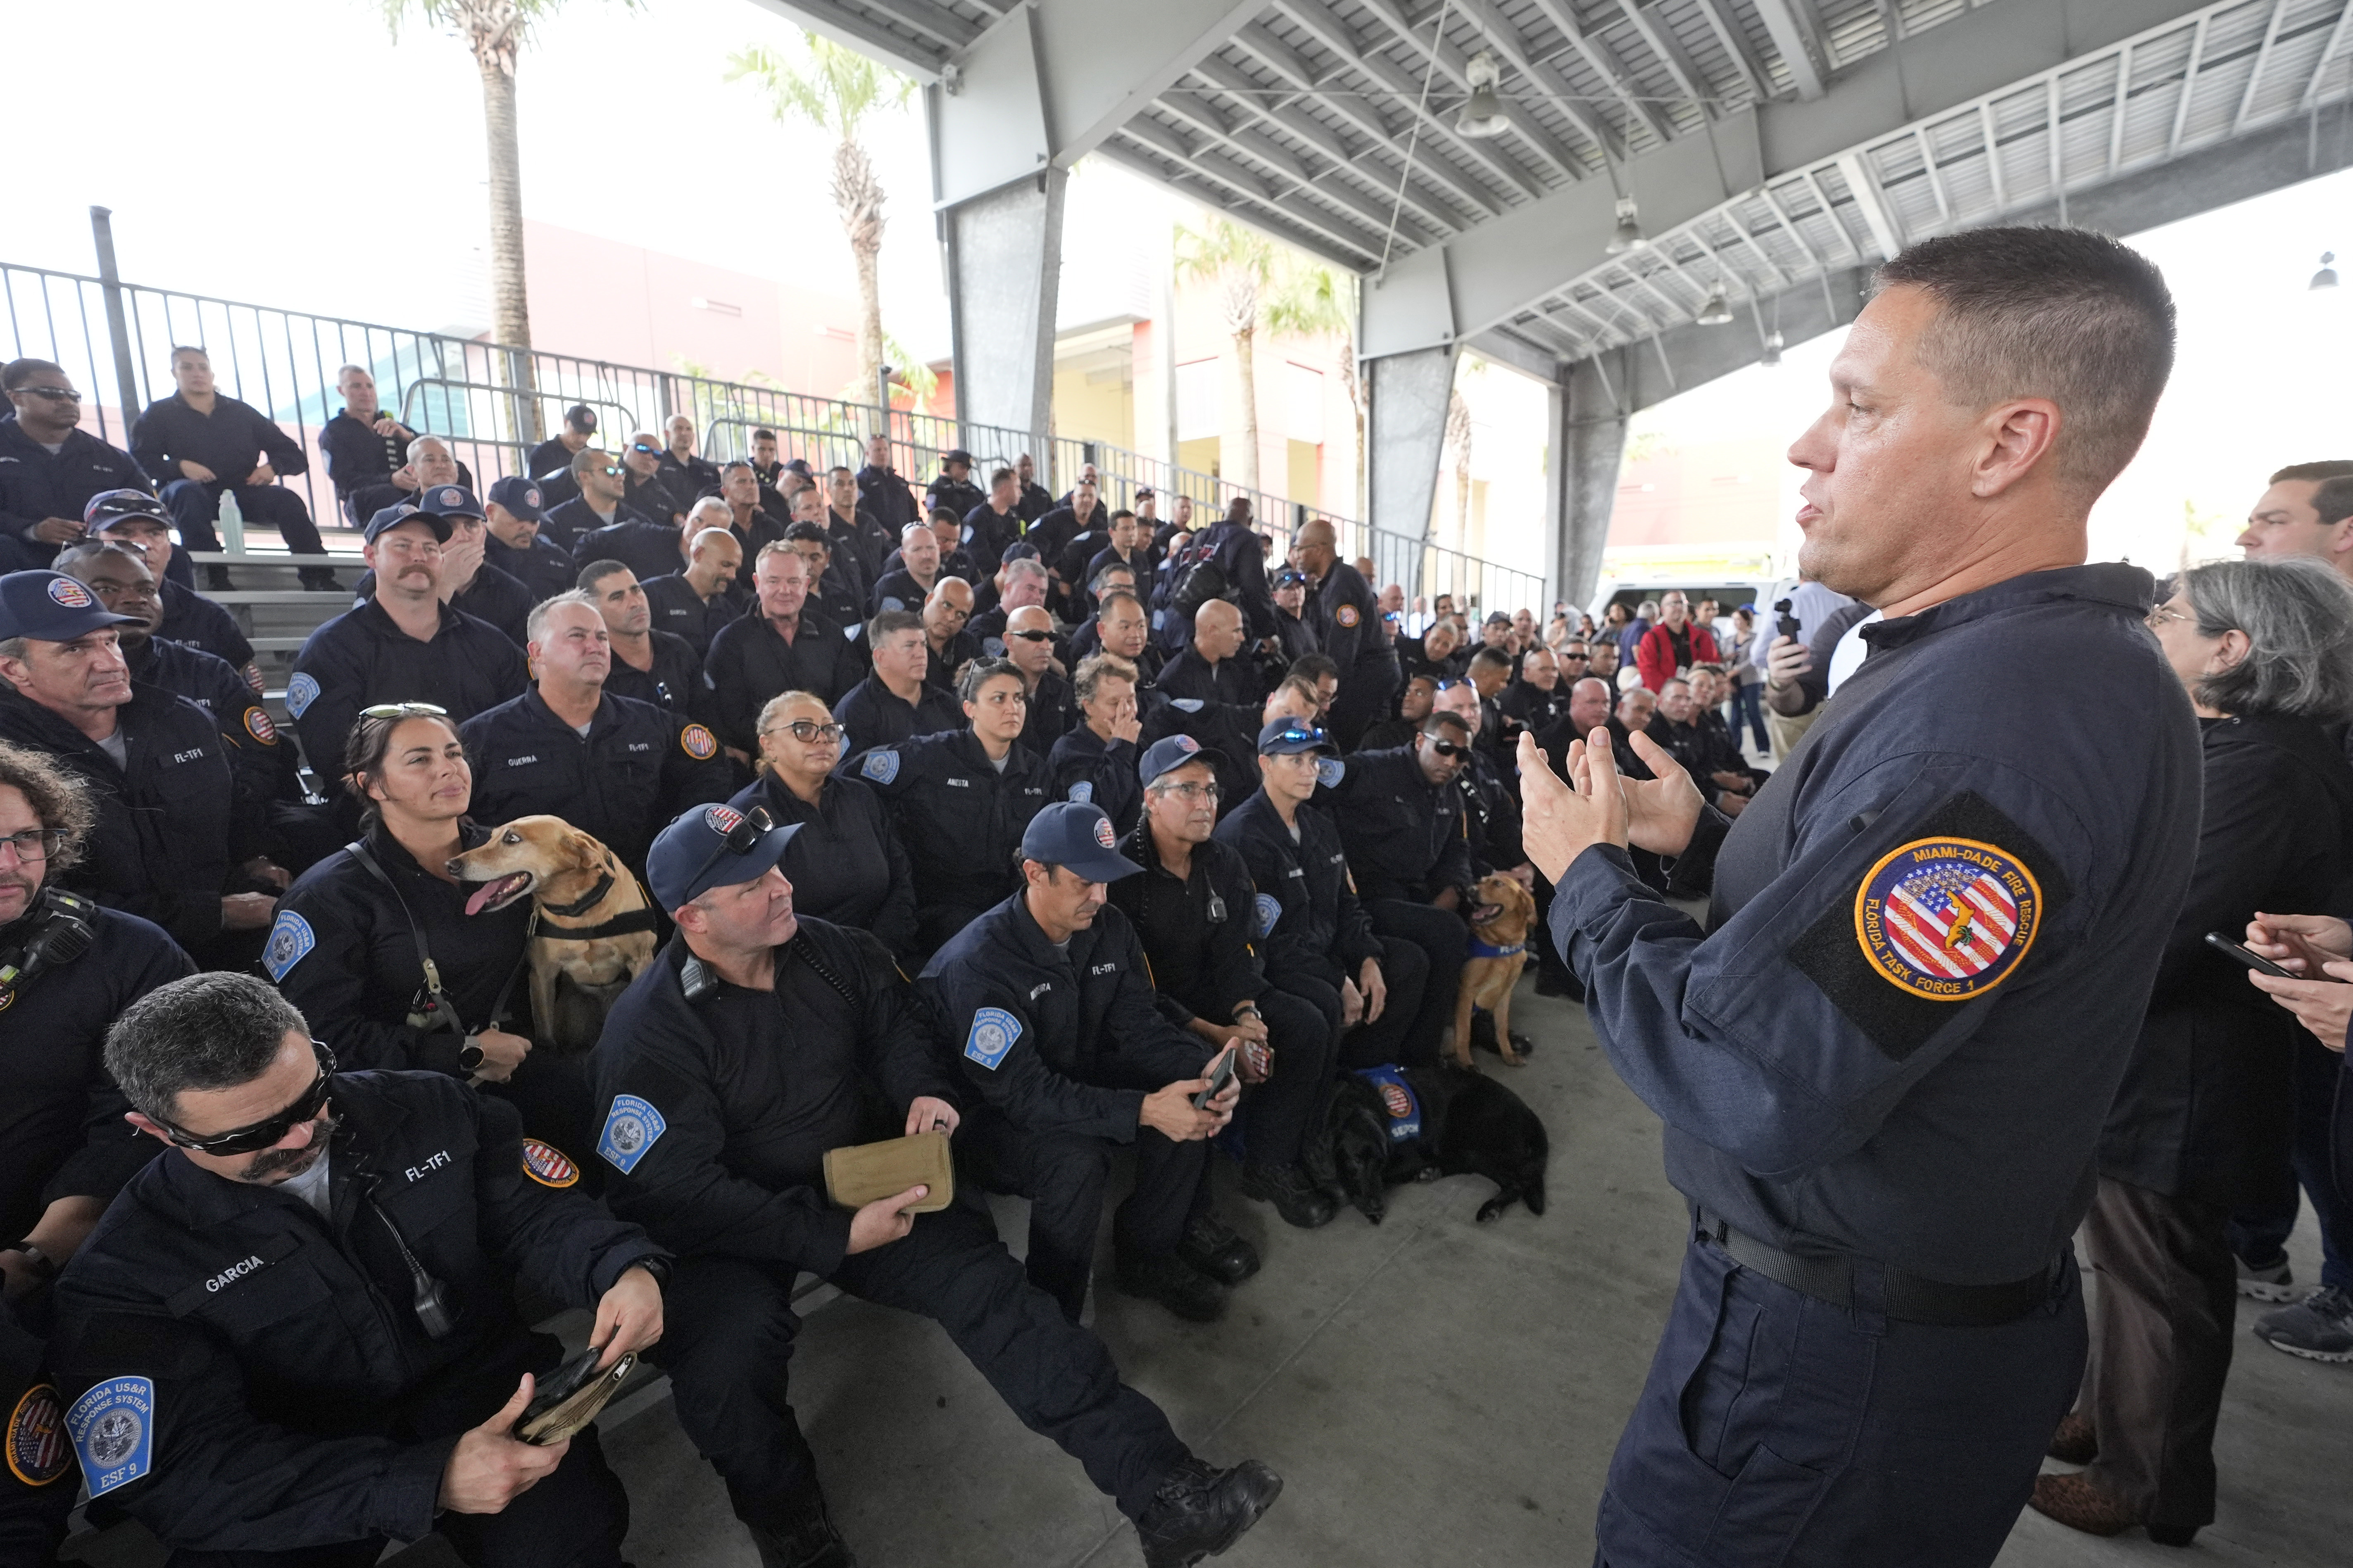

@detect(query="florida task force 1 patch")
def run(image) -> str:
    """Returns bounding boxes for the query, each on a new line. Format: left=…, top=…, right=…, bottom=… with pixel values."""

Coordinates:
left=1854, top=836, right=2041, bottom=1000
left=6, top=1384, right=68, bottom=1485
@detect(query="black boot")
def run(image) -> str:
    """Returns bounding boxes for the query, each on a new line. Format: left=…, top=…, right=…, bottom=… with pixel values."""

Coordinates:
left=1135, top=1456, right=1284, bottom=1568
left=203, top=564, right=236, bottom=592
left=299, top=567, right=342, bottom=592
left=1115, top=1250, right=1227, bottom=1322
left=1242, top=1162, right=1337, bottom=1229
left=1175, top=1214, right=1259, bottom=1285
left=747, top=1492, right=855, bottom=1568
left=1470, top=1012, right=1537, bottom=1058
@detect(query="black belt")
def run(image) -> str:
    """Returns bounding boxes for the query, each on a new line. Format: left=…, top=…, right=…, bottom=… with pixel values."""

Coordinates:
left=1694, top=1209, right=2056, bottom=1328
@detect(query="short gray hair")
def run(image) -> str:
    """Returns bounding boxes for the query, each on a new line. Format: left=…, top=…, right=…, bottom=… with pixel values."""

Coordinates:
left=406, top=434, right=451, bottom=465
left=107, top=974, right=308, bottom=1122
left=527, top=589, right=600, bottom=646
left=2181, top=557, right=2353, bottom=720
left=1002, top=558, right=1047, bottom=588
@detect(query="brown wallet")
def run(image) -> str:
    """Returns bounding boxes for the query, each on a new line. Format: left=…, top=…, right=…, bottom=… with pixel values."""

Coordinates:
left=517, top=1349, right=638, bottom=1446
left=821, top=1129, right=955, bottom=1213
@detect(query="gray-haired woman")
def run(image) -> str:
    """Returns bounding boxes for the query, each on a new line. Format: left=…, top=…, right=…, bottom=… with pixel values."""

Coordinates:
left=2034, top=557, right=2353, bottom=1544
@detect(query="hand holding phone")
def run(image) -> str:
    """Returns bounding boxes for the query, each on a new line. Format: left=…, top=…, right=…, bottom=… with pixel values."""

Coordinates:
left=1192, top=1044, right=1239, bottom=1109
left=2205, top=931, right=2295, bottom=978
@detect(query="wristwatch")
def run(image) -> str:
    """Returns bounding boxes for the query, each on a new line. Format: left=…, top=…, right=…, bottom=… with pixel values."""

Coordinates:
left=457, top=1036, right=486, bottom=1072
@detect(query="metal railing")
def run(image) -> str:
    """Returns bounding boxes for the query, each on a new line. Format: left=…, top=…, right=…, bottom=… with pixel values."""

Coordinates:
left=2, top=253, right=1545, bottom=615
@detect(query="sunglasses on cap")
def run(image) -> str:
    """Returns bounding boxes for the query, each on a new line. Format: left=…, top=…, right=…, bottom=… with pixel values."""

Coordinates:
left=1434, top=678, right=1471, bottom=692
left=359, top=702, right=449, bottom=721
left=688, top=803, right=776, bottom=891
left=1270, top=726, right=1328, bottom=748
left=1004, top=628, right=1055, bottom=642
left=160, top=1040, right=337, bottom=1154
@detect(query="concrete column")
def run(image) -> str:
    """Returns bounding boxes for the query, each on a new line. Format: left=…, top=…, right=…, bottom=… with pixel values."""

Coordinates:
left=944, top=169, right=1067, bottom=443
left=1551, top=354, right=1628, bottom=615
left=1366, top=344, right=1455, bottom=593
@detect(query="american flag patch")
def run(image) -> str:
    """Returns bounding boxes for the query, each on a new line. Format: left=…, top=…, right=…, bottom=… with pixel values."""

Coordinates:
left=1854, top=837, right=2043, bottom=1002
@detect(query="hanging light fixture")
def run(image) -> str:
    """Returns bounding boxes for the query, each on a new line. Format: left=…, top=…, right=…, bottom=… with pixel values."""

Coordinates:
left=1697, top=286, right=1733, bottom=325
left=1457, top=52, right=1509, bottom=139
left=2313, top=251, right=2340, bottom=290
left=1606, top=197, right=1644, bottom=254
left=1760, top=330, right=1784, bottom=367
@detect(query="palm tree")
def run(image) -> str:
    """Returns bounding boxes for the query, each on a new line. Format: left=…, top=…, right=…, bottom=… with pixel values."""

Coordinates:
left=1174, top=218, right=1280, bottom=490
left=729, top=36, right=914, bottom=408
left=1444, top=389, right=1473, bottom=545
left=380, top=0, right=626, bottom=439
left=1263, top=262, right=1360, bottom=509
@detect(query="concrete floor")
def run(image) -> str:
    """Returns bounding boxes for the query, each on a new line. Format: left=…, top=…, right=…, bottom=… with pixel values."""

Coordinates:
left=64, top=979, right=2352, bottom=1567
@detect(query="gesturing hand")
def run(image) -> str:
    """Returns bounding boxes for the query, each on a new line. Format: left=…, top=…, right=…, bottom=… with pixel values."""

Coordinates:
left=1617, top=729, right=1708, bottom=856
left=1516, top=729, right=1628, bottom=881
left=2245, top=912, right=2353, bottom=975
left=2248, top=961, right=2353, bottom=1052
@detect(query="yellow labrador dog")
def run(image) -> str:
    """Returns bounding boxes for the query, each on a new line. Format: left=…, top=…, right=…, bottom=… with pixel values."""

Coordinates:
left=1451, top=872, right=1538, bottom=1068
left=448, top=817, right=659, bottom=1053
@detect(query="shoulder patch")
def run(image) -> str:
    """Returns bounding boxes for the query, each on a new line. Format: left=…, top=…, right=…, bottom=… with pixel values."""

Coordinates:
left=1316, top=756, right=1345, bottom=790
left=66, top=1377, right=153, bottom=1497
left=262, top=911, right=314, bottom=981
left=679, top=722, right=718, bottom=760
left=1254, top=891, right=1283, bottom=938
left=242, top=708, right=278, bottom=745
left=521, top=1138, right=580, bottom=1188
left=6, top=1385, right=69, bottom=1486
left=964, top=1006, right=1022, bottom=1070
left=861, top=748, right=900, bottom=784
left=597, top=1095, right=667, bottom=1174
left=284, top=672, right=320, bottom=719
left=1335, top=603, right=1360, bottom=627
left=1354, top=1065, right=1422, bottom=1143
left=982, top=637, right=1006, bottom=657
left=1788, top=790, right=2071, bottom=1062
left=1067, top=780, right=1094, bottom=804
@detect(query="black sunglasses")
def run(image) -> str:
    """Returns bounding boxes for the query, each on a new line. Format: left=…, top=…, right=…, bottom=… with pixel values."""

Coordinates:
left=162, top=1041, right=337, bottom=1154
left=1429, top=739, right=1469, bottom=759
left=1272, top=726, right=1328, bottom=747
left=1004, top=628, right=1055, bottom=642
left=18, top=386, right=80, bottom=402
left=688, top=804, right=776, bottom=891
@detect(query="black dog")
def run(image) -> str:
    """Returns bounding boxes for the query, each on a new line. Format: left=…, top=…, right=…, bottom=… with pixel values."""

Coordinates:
left=1311, top=1065, right=1549, bottom=1224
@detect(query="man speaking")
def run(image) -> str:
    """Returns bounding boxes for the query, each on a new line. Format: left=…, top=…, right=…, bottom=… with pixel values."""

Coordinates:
left=1520, top=227, right=2201, bottom=1566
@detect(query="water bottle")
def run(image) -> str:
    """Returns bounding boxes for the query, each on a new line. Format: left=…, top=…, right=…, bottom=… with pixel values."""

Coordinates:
left=216, top=487, right=246, bottom=554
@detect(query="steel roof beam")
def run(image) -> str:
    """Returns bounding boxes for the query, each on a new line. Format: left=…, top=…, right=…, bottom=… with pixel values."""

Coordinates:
left=1351, top=0, right=1596, bottom=181
left=1752, top=0, right=1829, bottom=100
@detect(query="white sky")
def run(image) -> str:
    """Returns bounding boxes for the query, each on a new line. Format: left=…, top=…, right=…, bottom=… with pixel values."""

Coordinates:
left=11, top=0, right=950, bottom=352
left=1627, top=163, right=2353, bottom=571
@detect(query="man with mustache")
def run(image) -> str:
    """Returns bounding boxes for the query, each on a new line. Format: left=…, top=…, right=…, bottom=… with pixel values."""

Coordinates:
left=50, top=972, right=668, bottom=1566
left=0, top=742, right=193, bottom=1559
left=0, top=570, right=265, bottom=966
left=283, top=504, right=526, bottom=794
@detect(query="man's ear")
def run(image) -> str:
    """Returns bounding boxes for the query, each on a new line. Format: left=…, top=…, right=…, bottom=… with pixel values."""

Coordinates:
left=124, top=1111, right=174, bottom=1146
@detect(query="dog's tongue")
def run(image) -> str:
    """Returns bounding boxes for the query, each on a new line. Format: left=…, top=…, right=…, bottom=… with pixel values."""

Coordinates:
left=464, top=874, right=522, bottom=917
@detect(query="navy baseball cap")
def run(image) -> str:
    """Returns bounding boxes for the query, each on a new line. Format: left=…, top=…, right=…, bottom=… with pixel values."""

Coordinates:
left=1138, top=732, right=1224, bottom=785
left=82, top=489, right=171, bottom=531
left=1271, top=568, right=1305, bottom=588
left=564, top=404, right=597, bottom=432
left=646, top=802, right=802, bottom=911
left=1001, top=540, right=1041, bottom=563
left=0, top=571, right=139, bottom=642
left=363, top=503, right=450, bottom=544
left=1257, top=718, right=1336, bottom=756
left=1020, top=801, right=1140, bottom=883
left=943, top=449, right=973, bottom=467
left=415, top=485, right=485, bottom=523
left=486, top=475, right=545, bottom=521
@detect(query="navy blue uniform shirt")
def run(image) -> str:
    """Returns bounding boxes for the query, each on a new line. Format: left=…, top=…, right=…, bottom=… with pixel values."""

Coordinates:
left=834, top=670, right=962, bottom=753
left=286, top=599, right=527, bottom=785
left=0, top=422, right=151, bottom=564
left=1551, top=564, right=2201, bottom=1285
left=1327, top=745, right=1470, bottom=904
left=129, top=393, right=306, bottom=490
left=460, top=689, right=730, bottom=872
left=842, top=728, right=1051, bottom=921
left=1215, top=789, right=1383, bottom=993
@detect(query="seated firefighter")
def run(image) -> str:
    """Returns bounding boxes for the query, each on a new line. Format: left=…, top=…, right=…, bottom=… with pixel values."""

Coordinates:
left=48, top=972, right=668, bottom=1566
left=590, top=804, right=1281, bottom=1568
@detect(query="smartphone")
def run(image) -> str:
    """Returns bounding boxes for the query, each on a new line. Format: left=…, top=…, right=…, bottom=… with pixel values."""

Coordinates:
left=1192, top=1046, right=1239, bottom=1110
left=2204, top=931, right=2295, bottom=978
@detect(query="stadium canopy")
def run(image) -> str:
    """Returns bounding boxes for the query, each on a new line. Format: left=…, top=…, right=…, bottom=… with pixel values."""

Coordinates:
left=751, top=0, right=2353, bottom=600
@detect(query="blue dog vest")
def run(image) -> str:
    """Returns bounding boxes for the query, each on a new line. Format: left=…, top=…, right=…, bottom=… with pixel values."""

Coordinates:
left=1354, top=1064, right=1422, bottom=1144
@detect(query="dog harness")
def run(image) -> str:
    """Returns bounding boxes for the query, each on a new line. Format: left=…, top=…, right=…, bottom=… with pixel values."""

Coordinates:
left=1467, top=936, right=1524, bottom=960
left=533, top=854, right=662, bottom=943
left=1354, top=1065, right=1422, bottom=1144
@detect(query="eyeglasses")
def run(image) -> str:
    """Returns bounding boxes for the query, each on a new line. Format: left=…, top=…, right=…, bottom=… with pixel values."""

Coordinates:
left=687, top=804, right=776, bottom=891
left=1004, top=628, right=1055, bottom=643
left=0, top=828, right=65, bottom=863
left=160, top=1041, right=337, bottom=1155
left=17, top=386, right=79, bottom=402
left=359, top=702, right=450, bottom=720
left=764, top=720, right=845, bottom=744
left=2146, top=605, right=2195, bottom=630
left=1153, top=781, right=1221, bottom=801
